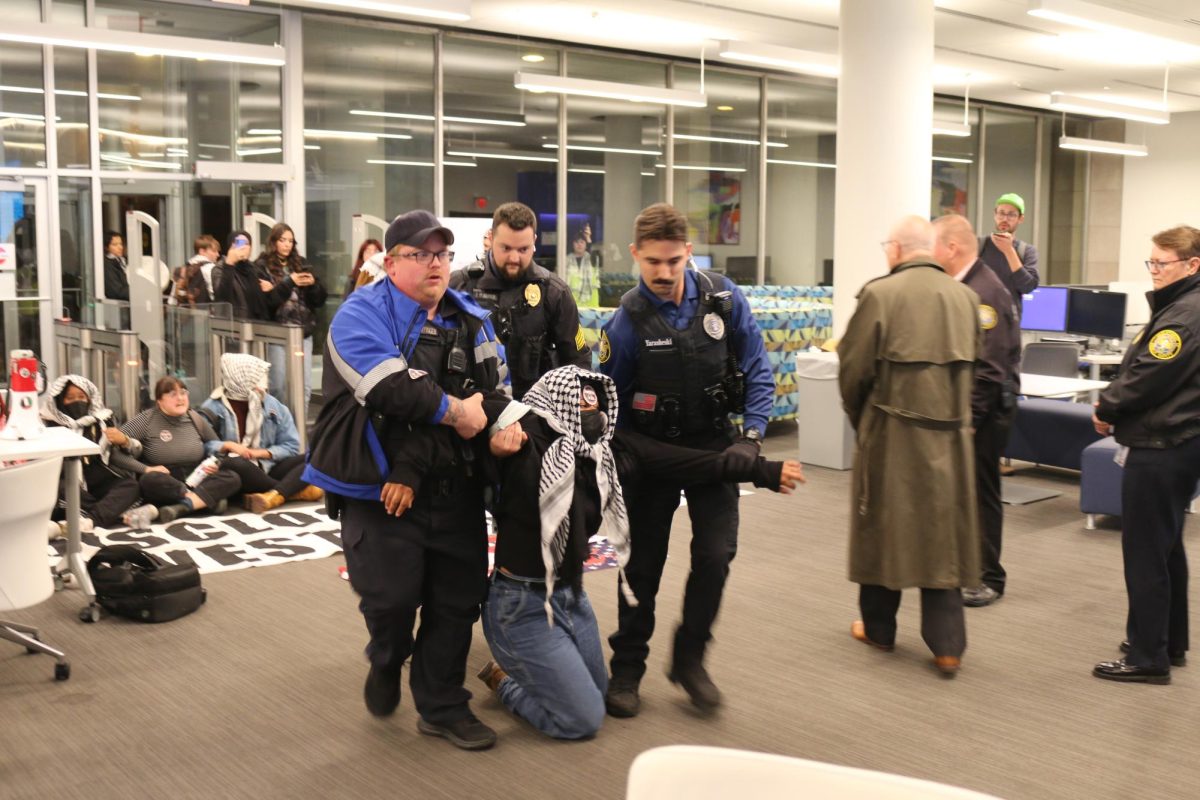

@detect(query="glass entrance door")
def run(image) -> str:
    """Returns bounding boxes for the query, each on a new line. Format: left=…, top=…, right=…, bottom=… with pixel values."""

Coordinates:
left=0, top=177, right=54, bottom=376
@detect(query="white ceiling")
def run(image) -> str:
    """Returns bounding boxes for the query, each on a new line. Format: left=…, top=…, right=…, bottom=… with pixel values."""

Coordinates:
left=438, top=0, right=1200, bottom=114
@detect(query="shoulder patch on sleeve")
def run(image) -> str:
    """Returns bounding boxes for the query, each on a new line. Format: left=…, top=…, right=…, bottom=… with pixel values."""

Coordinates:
left=1149, top=329, right=1182, bottom=360
left=978, top=304, right=998, bottom=330
left=575, top=325, right=586, bottom=351
left=599, top=331, right=611, bottom=364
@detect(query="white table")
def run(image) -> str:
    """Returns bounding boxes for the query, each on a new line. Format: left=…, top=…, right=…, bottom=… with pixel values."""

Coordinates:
left=0, top=427, right=102, bottom=622
left=1019, top=372, right=1109, bottom=399
left=1079, top=352, right=1124, bottom=380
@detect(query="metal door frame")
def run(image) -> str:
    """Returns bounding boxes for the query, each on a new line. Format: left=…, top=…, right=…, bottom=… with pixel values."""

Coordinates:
left=0, top=176, right=56, bottom=376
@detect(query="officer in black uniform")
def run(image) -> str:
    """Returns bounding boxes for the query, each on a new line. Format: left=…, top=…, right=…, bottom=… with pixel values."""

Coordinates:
left=934, top=215, right=1021, bottom=608
left=449, top=201, right=591, bottom=399
left=1092, top=224, right=1200, bottom=685
left=599, top=203, right=776, bottom=716
left=302, top=210, right=509, bottom=749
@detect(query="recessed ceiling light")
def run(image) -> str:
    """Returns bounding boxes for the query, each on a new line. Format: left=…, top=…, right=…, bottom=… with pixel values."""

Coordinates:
left=717, top=105, right=734, bottom=112
left=522, top=54, right=545, bottom=63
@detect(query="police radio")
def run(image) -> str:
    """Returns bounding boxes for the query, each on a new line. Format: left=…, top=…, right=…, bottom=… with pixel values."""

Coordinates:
left=708, top=290, right=746, bottom=414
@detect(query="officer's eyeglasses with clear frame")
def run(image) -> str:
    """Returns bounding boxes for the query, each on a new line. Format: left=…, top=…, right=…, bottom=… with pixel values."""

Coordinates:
left=1145, top=258, right=1193, bottom=273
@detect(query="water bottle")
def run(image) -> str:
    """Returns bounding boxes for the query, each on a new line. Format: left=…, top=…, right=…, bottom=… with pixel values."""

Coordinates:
left=185, top=455, right=219, bottom=488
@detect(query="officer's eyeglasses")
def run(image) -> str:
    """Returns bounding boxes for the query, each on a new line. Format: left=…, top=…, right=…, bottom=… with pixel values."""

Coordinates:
left=994, top=210, right=1021, bottom=220
left=397, top=250, right=454, bottom=267
left=1145, top=258, right=1189, bottom=272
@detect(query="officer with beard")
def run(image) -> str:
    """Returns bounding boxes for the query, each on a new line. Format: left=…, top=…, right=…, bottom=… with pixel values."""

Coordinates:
left=450, top=202, right=591, bottom=399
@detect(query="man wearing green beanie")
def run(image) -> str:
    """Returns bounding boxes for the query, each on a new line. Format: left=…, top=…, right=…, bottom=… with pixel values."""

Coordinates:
left=979, top=193, right=1039, bottom=314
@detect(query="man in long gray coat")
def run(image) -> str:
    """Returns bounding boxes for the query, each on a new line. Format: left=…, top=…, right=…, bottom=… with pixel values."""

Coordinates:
left=837, top=215, right=982, bottom=677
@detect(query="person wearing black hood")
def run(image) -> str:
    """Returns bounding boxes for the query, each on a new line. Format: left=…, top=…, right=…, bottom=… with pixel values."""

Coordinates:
left=39, top=375, right=151, bottom=532
left=213, top=229, right=293, bottom=322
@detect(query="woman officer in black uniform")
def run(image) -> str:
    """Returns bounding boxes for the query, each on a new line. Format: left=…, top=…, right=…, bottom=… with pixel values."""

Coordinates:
left=1093, top=225, right=1200, bottom=684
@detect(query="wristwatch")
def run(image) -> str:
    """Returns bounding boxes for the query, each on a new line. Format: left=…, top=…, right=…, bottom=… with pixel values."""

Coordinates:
left=742, top=427, right=762, bottom=446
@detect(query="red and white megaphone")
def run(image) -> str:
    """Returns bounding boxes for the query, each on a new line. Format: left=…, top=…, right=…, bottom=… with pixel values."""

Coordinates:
left=1, top=349, right=45, bottom=440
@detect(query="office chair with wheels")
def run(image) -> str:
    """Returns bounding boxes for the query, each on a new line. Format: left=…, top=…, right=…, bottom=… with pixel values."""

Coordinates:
left=0, top=456, right=71, bottom=681
left=626, top=746, right=1005, bottom=800
left=1021, top=341, right=1081, bottom=378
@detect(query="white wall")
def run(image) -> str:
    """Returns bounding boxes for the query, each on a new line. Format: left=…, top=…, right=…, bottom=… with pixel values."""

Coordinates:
left=1118, top=110, right=1200, bottom=282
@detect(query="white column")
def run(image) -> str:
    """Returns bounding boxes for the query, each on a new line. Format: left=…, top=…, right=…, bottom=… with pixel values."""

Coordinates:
left=832, top=0, right=934, bottom=337
left=280, top=11, right=306, bottom=251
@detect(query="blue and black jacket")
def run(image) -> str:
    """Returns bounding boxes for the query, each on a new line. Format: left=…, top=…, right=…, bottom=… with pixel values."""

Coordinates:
left=302, top=278, right=509, bottom=500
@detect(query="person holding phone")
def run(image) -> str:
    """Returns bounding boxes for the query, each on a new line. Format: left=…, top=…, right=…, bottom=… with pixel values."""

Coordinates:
left=977, top=193, right=1039, bottom=314
left=213, top=229, right=293, bottom=323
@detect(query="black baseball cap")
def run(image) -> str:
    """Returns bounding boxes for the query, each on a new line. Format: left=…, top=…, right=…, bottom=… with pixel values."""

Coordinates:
left=384, top=210, right=455, bottom=252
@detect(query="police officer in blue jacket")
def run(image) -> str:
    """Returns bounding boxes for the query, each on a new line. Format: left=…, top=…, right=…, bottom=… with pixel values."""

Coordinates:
left=600, top=203, right=776, bottom=716
left=303, top=210, right=509, bottom=750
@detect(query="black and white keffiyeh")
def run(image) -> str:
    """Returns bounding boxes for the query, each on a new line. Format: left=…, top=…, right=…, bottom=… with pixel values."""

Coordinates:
left=518, top=365, right=637, bottom=625
left=210, top=353, right=269, bottom=453
left=39, top=374, right=114, bottom=464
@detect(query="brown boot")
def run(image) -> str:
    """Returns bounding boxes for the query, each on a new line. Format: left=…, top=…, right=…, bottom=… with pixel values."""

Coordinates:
left=476, top=660, right=508, bottom=693
left=288, top=485, right=324, bottom=503
left=244, top=490, right=285, bottom=514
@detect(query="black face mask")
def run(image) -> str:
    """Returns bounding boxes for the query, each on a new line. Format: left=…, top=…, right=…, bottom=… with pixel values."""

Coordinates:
left=580, top=409, right=607, bottom=444
left=62, top=401, right=90, bottom=420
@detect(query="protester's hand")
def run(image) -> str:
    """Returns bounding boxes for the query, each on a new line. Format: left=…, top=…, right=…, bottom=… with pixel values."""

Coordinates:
left=145, top=465, right=169, bottom=474
left=489, top=422, right=527, bottom=457
left=203, top=461, right=219, bottom=475
left=258, top=279, right=273, bottom=293
left=991, top=231, right=1015, bottom=256
left=777, top=460, right=806, bottom=494
left=292, top=272, right=315, bottom=287
left=381, top=482, right=414, bottom=517
left=228, top=245, right=249, bottom=265
left=104, top=428, right=128, bottom=447
left=224, top=442, right=250, bottom=458
left=1093, top=413, right=1112, bottom=437
left=444, top=392, right=486, bottom=439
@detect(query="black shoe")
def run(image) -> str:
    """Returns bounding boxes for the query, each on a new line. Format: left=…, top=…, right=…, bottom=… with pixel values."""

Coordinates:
left=1092, top=659, right=1170, bottom=684
left=417, top=714, right=497, bottom=750
left=363, top=663, right=401, bottom=717
left=962, top=586, right=1001, bottom=607
left=604, top=676, right=641, bottom=718
left=667, top=661, right=722, bottom=711
left=1119, top=640, right=1186, bottom=667
left=208, top=498, right=228, bottom=515
left=157, top=503, right=190, bottom=524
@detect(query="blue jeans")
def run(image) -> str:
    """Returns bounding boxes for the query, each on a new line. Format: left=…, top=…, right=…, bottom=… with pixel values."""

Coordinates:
left=482, top=573, right=607, bottom=739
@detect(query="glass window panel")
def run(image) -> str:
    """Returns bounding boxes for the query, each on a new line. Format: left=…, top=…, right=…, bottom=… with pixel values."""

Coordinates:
left=931, top=98, right=979, bottom=220
left=764, top=77, right=837, bottom=287
left=304, top=16, right=435, bottom=299
left=564, top=52, right=667, bottom=305
left=55, top=48, right=90, bottom=169
left=445, top=36, right=559, bottom=271
left=8, top=0, right=41, bottom=21
left=59, top=177, right=92, bottom=322
left=51, top=0, right=86, bottom=25
left=0, top=44, right=47, bottom=168
left=981, top=107, right=1038, bottom=247
left=95, top=0, right=280, bottom=44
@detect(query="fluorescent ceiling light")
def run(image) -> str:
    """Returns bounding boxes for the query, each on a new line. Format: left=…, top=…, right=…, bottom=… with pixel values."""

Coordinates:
left=447, top=149, right=558, bottom=163
left=276, top=0, right=469, bottom=22
left=304, top=145, right=321, bottom=150
left=522, top=54, right=545, bottom=63
left=0, top=20, right=286, bottom=66
left=1058, top=135, right=1148, bottom=156
left=198, top=143, right=231, bottom=150
left=100, top=153, right=182, bottom=170
left=248, top=128, right=282, bottom=135
left=368, top=159, right=477, bottom=167
left=0, top=84, right=141, bottom=101
left=514, top=72, right=706, bottom=108
left=238, top=135, right=282, bottom=144
left=674, top=133, right=787, bottom=148
left=933, top=122, right=972, bottom=137
left=166, top=148, right=189, bottom=156
left=717, top=40, right=838, bottom=78
left=1048, top=92, right=1169, bottom=124
left=640, top=171, right=655, bottom=176
left=0, top=110, right=49, bottom=121
left=932, top=156, right=974, bottom=163
left=655, top=163, right=748, bottom=173
left=1028, top=0, right=1200, bottom=47
left=541, top=143, right=661, bottom=156
left=237, top=147, right=283, bottom=157
left=351, top=109, right=527, bottom=127
left=304, top=128, right=412, bottom=140
left=568, top=168, right=606, bottom=174
left=99, top=128, right=187, bottom=145
left=767, top=158, right=836, bottom=169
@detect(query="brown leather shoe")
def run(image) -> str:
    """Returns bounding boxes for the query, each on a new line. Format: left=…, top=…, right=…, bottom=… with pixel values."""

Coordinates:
left=244, top=490, right=285, bottom=514
left=933, top=656, right=961, bottom=676
left=851, top=621, right=894, bottom=651
left=288, top=485, right=325, bottom=503
left=476, top=660, right=508, bottom=693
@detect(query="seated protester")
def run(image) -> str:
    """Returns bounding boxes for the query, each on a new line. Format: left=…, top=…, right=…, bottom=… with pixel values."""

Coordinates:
left=200, top=353, right=323, bottom=513
left=109, top=376, right=242, bottom=523
left=384, top=366, right=802, bottom=740
left=39, top=375, right=151, bottom=532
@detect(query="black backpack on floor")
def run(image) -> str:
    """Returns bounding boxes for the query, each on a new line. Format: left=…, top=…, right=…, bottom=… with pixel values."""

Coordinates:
left=87, top=545, right=206, bottom=623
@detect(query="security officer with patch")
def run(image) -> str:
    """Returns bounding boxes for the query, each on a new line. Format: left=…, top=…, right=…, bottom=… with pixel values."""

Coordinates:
left=1092, top=225, right=1200, bottom=685
left=599, top=203, right=775, bottom=716
left=302, top=209, right=510, bottom=749
left=934, top=215, right=1020, bottom=608
left=450, top=201, right=591, bottom=399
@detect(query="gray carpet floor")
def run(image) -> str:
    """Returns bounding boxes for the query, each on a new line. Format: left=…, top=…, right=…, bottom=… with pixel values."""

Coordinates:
left=2, top=430, right=1197, bottom=800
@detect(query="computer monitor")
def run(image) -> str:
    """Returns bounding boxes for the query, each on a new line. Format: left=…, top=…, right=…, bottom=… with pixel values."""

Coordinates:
left=1067, top=288, right=1126, bottom=339
left=691, top=254, right=713, bottom=270
left=1020, top=286, right=1068, bottom=332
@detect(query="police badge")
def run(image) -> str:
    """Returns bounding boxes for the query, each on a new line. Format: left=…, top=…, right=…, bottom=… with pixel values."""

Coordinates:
left=703, top=312, right=725, bottom=340
left=524, top=283, right=542, bottom=307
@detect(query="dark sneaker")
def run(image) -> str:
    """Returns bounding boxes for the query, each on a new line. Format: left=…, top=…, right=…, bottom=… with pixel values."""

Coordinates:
left=962, top=585, right=1001, bottom=607
left=668, top=662, right=722, bottom=711
left=417, top=714, right=497, bottom=750
left=156, top=503, right=191, bottom=524
left=363, top=663, right=401, bottom=717
left=604, top=676, right=641, bottom=718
